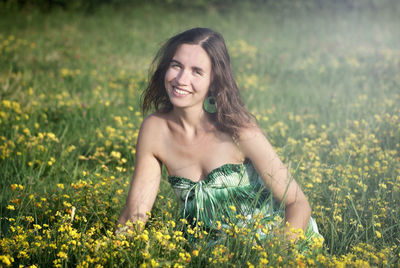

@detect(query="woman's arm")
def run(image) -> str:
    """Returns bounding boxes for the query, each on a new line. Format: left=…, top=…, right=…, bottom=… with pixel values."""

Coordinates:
left=237, top=126, right=311, bottom=234
left=116, top=116, right=163, bottom=230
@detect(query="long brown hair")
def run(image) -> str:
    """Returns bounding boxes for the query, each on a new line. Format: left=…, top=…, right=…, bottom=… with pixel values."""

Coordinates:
left=142, top=27, right=254, bottom=138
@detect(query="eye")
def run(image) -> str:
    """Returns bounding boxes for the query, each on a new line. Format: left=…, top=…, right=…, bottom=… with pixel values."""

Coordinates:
left=170, top=61, right=181, bottom=69
left=193, top=68, right=203, bottom=76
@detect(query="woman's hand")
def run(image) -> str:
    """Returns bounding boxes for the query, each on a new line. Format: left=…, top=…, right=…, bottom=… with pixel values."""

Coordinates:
left=115, top=206, right=147, bottom=235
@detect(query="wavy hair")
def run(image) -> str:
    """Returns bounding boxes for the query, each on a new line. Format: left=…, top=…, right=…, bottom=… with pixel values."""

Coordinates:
left=142, top=27, right=254, bottom=138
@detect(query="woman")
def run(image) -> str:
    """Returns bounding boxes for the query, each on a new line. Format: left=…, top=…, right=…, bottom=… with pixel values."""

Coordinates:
left=117, top=27, right=320, bottom=244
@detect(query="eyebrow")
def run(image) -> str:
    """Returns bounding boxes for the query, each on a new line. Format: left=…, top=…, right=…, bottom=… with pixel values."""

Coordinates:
left=170, top=59, right=205, bottom=74
left=170, top=59, right=181, bottom=65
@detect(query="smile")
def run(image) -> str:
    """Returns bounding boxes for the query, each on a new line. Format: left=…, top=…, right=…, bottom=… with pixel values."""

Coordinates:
left=173, top=86, right=191, bottom=96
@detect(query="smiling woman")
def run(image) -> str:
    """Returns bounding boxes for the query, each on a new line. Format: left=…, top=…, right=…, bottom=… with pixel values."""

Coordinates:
left=117, top=27, right=322, bottom=249
left=164, top=44, right=212, bottom=110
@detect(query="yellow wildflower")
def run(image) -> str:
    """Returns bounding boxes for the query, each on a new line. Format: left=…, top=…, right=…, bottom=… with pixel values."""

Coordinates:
left=375, top=231, right=382, bottom=238
left=0, top=255, right=14, bottom=266
left=57, top=251, right=68, bottom=259
left=110, top=151, right=121, bottom=159
left=150, top=259, right=159, bottom=267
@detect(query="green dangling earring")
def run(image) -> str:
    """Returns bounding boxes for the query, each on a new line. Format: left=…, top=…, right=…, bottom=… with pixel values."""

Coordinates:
left=203, top=96, right=217, bottom=114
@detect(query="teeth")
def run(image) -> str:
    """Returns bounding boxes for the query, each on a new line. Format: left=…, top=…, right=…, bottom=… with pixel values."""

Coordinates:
left=174, top=87, right=189, bottom=95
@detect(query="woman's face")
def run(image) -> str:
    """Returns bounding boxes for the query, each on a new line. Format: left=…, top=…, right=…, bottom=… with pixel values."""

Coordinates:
left=164, top=44, right=212, bottom=111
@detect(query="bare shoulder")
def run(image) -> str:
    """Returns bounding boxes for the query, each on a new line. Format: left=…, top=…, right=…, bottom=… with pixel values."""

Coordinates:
left=236, top=124, right=275, bottom=159
left=136, top=113, right=170, bottom=153
left=139, top=112, right=169, bottom=136
left=236, top=124, right=265, bottom=143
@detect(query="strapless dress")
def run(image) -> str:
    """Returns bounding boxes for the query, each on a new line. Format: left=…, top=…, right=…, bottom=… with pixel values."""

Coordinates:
left=168, top=159, right=322, bottom=248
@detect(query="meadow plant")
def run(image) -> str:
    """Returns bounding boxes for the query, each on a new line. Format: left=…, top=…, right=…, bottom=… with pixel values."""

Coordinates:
left=1, top=2, right=399, bottom=267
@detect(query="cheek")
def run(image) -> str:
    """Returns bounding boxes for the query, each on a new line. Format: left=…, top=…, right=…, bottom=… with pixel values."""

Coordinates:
left=164, top=68, right=176, bottom=83
left=198, top=77, right=211, bottom=91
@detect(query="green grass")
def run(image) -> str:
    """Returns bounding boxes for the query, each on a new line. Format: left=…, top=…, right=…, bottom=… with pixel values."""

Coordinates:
left=1, top=2, right=399, bottom=267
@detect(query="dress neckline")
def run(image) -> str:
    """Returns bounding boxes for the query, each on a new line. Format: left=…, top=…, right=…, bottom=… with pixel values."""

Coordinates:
left=168, top=160, right=249, bottom=184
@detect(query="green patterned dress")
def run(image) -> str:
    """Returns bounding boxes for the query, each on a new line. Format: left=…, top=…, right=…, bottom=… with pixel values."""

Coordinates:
left=168, top=159, right=322, bottom=247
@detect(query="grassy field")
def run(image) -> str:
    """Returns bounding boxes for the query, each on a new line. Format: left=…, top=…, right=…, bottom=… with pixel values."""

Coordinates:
left=1, top=2, right=399, bottom=267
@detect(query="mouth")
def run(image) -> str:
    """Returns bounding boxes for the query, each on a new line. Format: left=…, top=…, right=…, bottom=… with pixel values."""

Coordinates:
left=173, top=86, right=191, bottom=96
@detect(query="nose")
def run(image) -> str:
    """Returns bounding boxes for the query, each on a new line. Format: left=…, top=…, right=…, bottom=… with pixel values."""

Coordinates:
left=175, top=69, right=190, bottom=85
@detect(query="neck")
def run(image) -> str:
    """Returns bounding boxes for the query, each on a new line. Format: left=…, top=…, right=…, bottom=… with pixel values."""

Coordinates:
left=170, top=106, right=213, bottom=137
